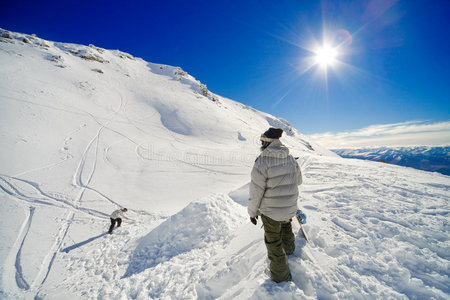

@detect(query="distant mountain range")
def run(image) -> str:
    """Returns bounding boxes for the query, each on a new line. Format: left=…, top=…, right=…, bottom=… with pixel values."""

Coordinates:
left=333, top=146, right=450, bottom=176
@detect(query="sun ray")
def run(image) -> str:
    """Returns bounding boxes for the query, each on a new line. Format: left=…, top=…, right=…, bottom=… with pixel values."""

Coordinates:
left=334, top=59, right=402, bottom=88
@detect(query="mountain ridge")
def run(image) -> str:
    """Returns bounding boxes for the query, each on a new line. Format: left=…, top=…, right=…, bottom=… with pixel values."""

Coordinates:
left=333, top=146, right=450, bottom=176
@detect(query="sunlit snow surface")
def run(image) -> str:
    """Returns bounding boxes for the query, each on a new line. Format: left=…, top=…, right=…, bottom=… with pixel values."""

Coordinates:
left=0, top=29, right=449, bottom=299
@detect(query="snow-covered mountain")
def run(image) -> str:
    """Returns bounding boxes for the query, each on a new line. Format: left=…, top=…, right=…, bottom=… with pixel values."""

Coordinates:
left=1, top=29, right=449, bottom=299
left=333, top=146, right=450, bottom=176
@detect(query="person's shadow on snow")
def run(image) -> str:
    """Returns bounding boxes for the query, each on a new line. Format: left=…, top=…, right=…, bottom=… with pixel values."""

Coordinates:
left=61, top=232, right=108, bottom=253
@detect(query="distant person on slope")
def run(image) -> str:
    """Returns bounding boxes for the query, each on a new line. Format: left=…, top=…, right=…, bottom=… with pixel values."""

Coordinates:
left=248, top=127, right=303, bottom=283
left=108, top=208, right=131, bottom=234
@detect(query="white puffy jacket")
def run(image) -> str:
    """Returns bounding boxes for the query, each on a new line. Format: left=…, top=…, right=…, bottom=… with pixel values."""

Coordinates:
left=110, top=209, right=126, bottom=219
left=248, top=139, right=302, bottom=221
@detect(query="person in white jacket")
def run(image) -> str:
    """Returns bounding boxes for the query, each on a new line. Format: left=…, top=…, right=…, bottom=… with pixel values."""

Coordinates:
left=248, top=127, right=302, bottom=283
left=109, top=208, right=130, bottom=234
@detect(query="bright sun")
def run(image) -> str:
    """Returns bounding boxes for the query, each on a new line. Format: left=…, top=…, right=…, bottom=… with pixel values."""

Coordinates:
left=314, top=45, right=338, bottom=67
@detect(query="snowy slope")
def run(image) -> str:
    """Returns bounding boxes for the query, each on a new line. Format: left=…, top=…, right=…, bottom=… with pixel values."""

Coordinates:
left=1, top=29, right=449, bottom=300
left=333, top=146, right=450, bottom=176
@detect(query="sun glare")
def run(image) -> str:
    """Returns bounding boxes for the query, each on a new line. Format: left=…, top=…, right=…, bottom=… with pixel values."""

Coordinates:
left=314, top=45, right=338, bottom=67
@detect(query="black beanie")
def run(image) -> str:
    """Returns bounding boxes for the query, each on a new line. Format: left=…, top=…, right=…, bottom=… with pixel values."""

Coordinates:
left=263, top=127, right=283, bottom=139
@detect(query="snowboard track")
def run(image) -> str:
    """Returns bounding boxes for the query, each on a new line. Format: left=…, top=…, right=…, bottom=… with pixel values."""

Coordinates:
left=14, top=207, right=35, bottom=290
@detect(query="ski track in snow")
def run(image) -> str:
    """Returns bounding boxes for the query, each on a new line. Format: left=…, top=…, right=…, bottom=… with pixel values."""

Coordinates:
left=0, top=175, right=107, bottom=218
left=14, top=207, right=35, bottom=290
left=0, top=82, right=143, bottom=298
left=37, top=86, right=127, bottom=293
left=35, top=87, right=127, bottom=296
left=33, top=211, right=73, bottom=290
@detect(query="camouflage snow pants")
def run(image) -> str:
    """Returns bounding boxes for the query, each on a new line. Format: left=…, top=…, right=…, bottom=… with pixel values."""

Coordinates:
left=262, top=214, right=295, bottom=283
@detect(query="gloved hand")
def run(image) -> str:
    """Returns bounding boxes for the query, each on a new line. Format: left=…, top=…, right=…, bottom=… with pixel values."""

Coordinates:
left=250, top=216, right=258, bottom=225
left=296, top=210, right=307, bottom=224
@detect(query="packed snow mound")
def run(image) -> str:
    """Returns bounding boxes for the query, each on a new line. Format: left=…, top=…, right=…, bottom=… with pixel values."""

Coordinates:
left=124, top=194, right=246, bottom=277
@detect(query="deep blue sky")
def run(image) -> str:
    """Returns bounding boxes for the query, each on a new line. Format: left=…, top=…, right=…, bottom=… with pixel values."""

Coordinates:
left=1, top=0, right=449, bottom=135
